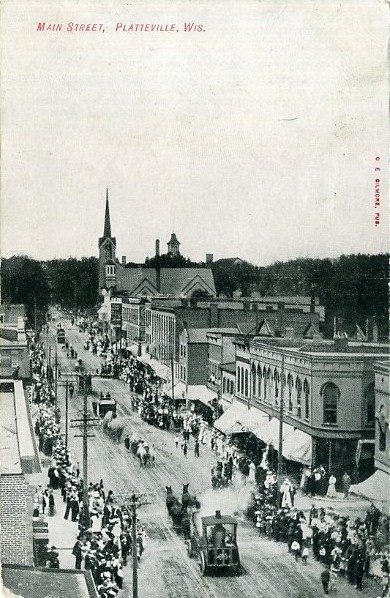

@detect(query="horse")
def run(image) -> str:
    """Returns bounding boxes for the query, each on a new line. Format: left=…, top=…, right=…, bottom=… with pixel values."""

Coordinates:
left=148, top=444, right=156, bottom=466
left=165, top=486, right=175, bottom=514
left=182, top=484, right=200, bottom=511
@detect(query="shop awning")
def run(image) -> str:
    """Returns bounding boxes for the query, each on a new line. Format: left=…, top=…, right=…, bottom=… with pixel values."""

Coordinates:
left=281, top=427, right=312, bottom=465
left=214, top=401, right=251, bottom=434
left=187, top=385, right=217, bottom=406
left=350, top=469, right=390, bottom=507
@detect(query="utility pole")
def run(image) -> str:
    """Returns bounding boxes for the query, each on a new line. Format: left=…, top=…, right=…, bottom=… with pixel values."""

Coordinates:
left=170, top=353, right=175, bottom=404
left=54, top=345, right=58, bottom=408
left=71, top=374, right=99, bottom=530
left=117, top=493, right=152, bottom=598
left=34, top=297, right=37, bottom=336
left=65, top=380, right=69, bottom=451
left=277, top=353, right=285, bottom=482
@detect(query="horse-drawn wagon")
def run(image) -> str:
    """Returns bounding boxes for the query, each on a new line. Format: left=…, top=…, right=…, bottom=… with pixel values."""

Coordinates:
left=92, top=393, right=117, bottom=418
left=187, top=509, right=241, bottom=576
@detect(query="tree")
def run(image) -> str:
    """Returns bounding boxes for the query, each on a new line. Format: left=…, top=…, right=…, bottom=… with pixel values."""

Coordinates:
left=1, top=255, right=50, bottom=327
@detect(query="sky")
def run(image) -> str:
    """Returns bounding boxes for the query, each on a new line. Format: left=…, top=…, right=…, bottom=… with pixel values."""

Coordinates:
left=1, top=0, right=388, bottom=266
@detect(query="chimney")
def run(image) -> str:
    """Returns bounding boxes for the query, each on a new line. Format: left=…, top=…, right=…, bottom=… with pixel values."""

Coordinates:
left=373, top=322, right=379, bottom=343
left=209, top=303, right=219, bottom=328
left=285, top=327, right=294, bottom=340
left=215, top=510, right=221, bottom=519
left=206, top=253, right=213, bottom=265
left=334, top=332, right=348, bottom=351
left=156, top=267, right=161, bottom=293
left=310, top=294, right=316, bottom=314
left=155, top=239, right=161, bottom=292
left=17, top=316, right=25, bottom=341
left=121, top=256, right=126, bottom=265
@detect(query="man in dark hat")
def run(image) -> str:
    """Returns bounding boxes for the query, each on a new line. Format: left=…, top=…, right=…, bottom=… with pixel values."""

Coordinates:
left=47, top=546, right=60, bottom=568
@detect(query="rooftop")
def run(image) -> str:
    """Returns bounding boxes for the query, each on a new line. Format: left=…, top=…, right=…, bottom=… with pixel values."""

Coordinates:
left=2, top=565, right=98, bottom=598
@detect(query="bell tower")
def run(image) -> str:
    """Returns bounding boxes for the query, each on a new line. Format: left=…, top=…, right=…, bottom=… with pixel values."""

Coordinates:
left=98, top=189, right=117, bottom=294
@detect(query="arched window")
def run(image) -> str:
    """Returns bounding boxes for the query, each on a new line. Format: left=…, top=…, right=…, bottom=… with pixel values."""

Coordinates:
left=244, top=370, right=249, bottom=397
left=105, top=244, right=112, bottom=260
left=295, top=377, right=302, bottom=417
left=378, top=405, right=387, bottom=452
left=252, top=363, right=257, bottom=396
left=365, top=383, right=375, bottom=426
left=230, top=380, right=234, bottom=395
left=266, top=368, right=271, bottom=401
left=257, top=365, right=262, bottom=398
left=241, top=367, right=245, bottom=395
left=263, top=367, right=267, bottom=401
left=237, top=367, right=241, bottom=393
left=287, top=374, right=293, bottom=411
left=274, top=369, right=279, bottom=399
left=303, top=379, right=310, bottom=419
left=322, top=382, right=340, bottom=424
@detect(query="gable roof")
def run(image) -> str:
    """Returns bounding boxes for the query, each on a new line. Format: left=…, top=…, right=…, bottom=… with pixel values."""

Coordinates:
left=116, top=266, right=216, bottom=297
left=160, top=269, right=216, bottom=296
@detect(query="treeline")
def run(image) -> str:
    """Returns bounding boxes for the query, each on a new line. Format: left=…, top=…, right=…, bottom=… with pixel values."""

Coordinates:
left=1, top=256, right=99, bottom=328
left=211, top=254, right=389, bottom=339
left=1, top=253, right=388, bottom=339
left=1, top=256, right=51, bottom=327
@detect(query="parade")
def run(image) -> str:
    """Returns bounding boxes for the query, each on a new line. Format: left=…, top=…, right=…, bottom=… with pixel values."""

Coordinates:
left=20, top=314, right=389, bottom=598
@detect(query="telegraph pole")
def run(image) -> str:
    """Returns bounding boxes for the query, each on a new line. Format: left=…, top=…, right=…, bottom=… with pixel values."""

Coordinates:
left=65, top=380, right=69, bottom=451
left=71, top=374, right=99, bottom=530
left=54, top=345, right=58, bottom=408
left=170, top=353, right=175, bottom=404
left=117, top=493, right=152, bottom=598
left=34, top=297, right=37, bottom=336
left=277, top=353, right=285, bottom=482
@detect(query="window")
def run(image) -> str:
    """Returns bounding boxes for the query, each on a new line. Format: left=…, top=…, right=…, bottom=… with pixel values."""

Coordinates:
left=257, top=365, right=262, bottom=398
left=274, top=369, right=279, bottom=400
left=223, top=377, right=226, bottom=394
left=295, top=377, right=302, bottom=417
left=378, top=405, right=386, bottom=452
left=303, top=379, right=310, bottom=419
left=365, top=383, right=375, bottom=426
left=244, top=370, right=249, bottom=397
left=231, top=380, right=234, bottom=395
left=287, top=374, right=293, bottom=411
left=322, top=382, right=339, bottom=424
left=252, top=363, right=257, bottom=396
left=241, top=367, right=245, bottom=395
left=263, top=367, right=267, bottom=401
left=237, top=367, right=241, bottom=394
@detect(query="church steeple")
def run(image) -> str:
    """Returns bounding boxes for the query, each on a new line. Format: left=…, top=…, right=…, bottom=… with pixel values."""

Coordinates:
left=103, top=188, right=112, bottom=239
left=98, top=188, right=116, bottom=295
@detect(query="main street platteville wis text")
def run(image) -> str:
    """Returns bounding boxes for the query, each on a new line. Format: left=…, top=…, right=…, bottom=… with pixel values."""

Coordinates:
left=36, top=22, right=206, bottom=33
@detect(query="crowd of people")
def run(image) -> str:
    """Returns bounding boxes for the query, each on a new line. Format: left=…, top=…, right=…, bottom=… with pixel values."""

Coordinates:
left=247, top=469, right=390, bottom=595
left=30, top=317, right=390, bottom=598
left=29, top=340, right=149, bottom=597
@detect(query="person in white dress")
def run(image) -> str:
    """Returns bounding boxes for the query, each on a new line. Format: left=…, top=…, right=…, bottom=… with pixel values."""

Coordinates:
left=326, top=474, right=337, bottom=498
left=281, top=478, right=293, bottom=509
left=248, top=461, right=256, bottom=484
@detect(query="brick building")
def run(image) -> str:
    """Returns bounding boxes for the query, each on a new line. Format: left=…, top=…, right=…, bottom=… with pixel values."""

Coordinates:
left=0, top=380, right=41, bottom=566
left=227, top=337, right=388, bottom=476
left=349, top=360, right=389, bottom=507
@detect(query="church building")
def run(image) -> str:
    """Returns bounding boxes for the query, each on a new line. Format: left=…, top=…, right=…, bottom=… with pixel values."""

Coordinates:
left=98, top=190, right=216, bottom=298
